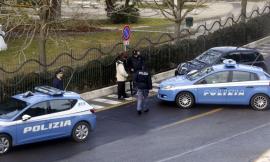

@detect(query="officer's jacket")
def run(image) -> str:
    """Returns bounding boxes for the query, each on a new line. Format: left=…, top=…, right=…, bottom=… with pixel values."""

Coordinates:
left=128, top=55, right=144, bottom=72
left=135, top=70, right=152, bottom=90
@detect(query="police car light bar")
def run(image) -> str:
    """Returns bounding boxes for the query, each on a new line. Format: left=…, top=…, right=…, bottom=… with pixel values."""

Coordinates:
left=223, top=59, right=236, bottom=67
left=35, top=86, right=64, bottom=96
left=22, top=91, right=34, bottom=98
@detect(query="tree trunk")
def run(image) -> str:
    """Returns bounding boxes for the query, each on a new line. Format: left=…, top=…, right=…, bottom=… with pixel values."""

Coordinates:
left=125, top=0, right=130, bottom=8
left=38, top=23, right=47, bottom=73
left=51, top=0, right=61, bottom=20
left=38, top=2, right=48, bottom=73
left=241, top=0, right=247, bottom=22
left=174, top=0, right=181, bottom=41
left=174, top=22, right=181, bottom=41
left=105, top=0, right=114, bottom=17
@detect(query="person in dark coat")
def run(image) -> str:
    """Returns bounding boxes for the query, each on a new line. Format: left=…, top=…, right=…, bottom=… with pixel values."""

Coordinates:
left=135, top=65, right=152, bottom=115
left=128, top=49, right=144, bottom=95
left=53, top=69, right=64, bottom=90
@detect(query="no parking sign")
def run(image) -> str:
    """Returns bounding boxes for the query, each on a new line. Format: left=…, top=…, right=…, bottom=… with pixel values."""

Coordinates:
left=122, top=25, right=131, bottom=51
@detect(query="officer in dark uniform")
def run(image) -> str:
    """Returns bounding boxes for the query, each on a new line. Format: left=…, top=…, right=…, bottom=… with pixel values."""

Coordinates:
left=135, top=65, right=152, bottom=115
left=52, top=69, right=64, bottom=90
left=128, top=50, right=144, bottom=95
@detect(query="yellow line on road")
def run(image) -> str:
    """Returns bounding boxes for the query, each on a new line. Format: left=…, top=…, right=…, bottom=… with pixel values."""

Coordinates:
left=156, top=108, right=223, bottom=131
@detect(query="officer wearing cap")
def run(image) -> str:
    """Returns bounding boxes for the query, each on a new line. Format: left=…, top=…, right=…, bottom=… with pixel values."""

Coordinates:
left=127, top=49, right=144, bottom=95
left=53, top=69, right=64, bottom=90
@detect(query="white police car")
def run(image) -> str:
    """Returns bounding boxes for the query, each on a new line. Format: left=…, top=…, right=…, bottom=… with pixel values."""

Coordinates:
left=158, top=59, right=270, bottom=111
left=0, top=86, right=96, bottom=154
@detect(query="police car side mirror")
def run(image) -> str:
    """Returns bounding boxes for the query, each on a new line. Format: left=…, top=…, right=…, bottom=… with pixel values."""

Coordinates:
left=22, top=114, right=31, bottom=121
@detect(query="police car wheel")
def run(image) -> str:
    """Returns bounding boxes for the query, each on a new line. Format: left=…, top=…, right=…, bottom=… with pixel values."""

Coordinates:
left=251, top=94, right=270, bottom=111
left=72, top=122, right=90, bottom=142
left=0, top=134, right=11, bottom=154
left=176, top=92, right=194, bottom=109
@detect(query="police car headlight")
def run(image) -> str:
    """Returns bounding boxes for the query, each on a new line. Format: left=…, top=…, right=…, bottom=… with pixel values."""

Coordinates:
left=162, top=85, right=175, bottom=90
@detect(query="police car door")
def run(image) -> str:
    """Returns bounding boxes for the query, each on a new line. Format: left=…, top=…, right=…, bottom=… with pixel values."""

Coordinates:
left=16, top=101, right=49, bottom=145
left=196, top=71, right=230, bottom=104
left=45, top=99, right=76, bottom=138
left=226, top=71, right=259, bottom=104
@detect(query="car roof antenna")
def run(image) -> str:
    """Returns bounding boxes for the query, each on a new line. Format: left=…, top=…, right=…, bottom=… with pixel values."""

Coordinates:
left=251, top=52, right=261, bottom=67
left=64, top=69, right=75, bottom=91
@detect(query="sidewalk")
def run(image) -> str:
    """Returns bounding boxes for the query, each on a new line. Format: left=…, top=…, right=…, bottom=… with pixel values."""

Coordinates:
left=62, top=1, right=267, bottom=23
left=82, top=36, right=270, bottom=112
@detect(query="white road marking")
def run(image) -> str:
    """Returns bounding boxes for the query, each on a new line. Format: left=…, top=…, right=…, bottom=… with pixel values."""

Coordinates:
left=89, top=104, right=104, bottom=109
left=156, top=122, right=270, bottom=162
left=124, top=97, right=134, bottom=101
left=92, top=98, right=122, bottom=105
left=107, top=94, right=118, bottom=98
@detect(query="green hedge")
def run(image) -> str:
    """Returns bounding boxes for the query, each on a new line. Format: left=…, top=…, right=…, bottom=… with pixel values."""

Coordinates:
left=110, top=6, right=140, bottom=24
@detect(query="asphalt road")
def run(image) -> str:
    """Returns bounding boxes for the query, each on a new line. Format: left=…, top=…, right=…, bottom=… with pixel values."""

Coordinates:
left=2, top=96, right=270, bottom=162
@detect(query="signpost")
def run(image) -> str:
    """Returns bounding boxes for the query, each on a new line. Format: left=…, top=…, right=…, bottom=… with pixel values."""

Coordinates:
left=122, top=25, right=131, bottom=51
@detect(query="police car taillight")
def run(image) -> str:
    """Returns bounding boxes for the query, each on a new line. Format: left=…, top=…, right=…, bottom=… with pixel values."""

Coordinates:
left=90, top=108, right=96, bottom=114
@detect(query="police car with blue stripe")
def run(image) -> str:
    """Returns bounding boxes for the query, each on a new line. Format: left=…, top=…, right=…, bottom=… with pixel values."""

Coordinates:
left=0, top=86, right=96, bottom=154
left=158, top=59, right=270, bottom=111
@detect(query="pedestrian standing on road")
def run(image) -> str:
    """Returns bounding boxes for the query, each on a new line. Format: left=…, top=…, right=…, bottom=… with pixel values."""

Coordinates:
left=116, top=53, right=129, bottom=100
left=52, top=69, right=64, bottom=90
left=135, top=65, right=152, bottom=115
left=128, top=49, right=144, bottom=95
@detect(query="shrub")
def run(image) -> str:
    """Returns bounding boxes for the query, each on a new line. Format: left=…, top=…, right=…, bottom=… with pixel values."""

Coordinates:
left=110, top=5, right=140, bottom=24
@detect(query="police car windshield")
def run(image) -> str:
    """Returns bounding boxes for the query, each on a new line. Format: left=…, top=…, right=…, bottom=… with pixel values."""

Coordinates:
left=186, top=67, right=214, bottom=80
left=0, top=98, right=27, bottom=119
left=195, top=50, right=223, bottom=64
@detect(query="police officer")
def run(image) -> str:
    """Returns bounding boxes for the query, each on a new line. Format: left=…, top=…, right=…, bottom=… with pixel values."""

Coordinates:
left=128, top=49, right=144, bottom=95
left=53, top=69, right=64, bottom=90
left=135, top=65, right=152, bottom=115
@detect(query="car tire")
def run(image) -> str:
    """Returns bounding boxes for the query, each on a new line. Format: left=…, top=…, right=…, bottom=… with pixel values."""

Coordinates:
left=0, top=134, right=11, bottom=154
left=251, top=94, right=270, bottom=111
left=175, top=70, right=178, bottom=76
left=72, top=122, right=90, bottom=142
left=176, top=92, right=194, bottom=109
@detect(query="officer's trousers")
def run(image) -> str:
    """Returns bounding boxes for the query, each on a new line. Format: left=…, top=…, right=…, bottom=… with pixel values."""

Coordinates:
left=137, top=89, right=149, bottom=111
